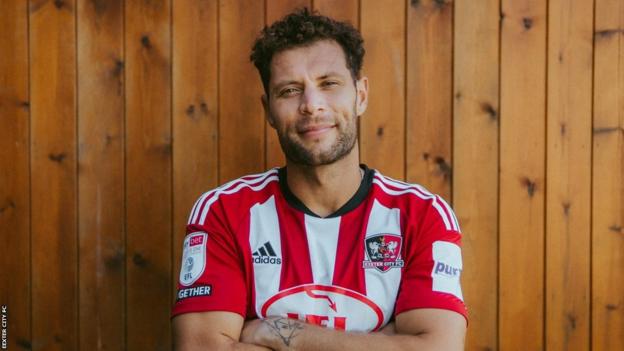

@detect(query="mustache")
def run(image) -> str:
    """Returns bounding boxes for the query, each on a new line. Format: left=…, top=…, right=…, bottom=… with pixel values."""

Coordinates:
left=294, top=117, right=336, bottom=131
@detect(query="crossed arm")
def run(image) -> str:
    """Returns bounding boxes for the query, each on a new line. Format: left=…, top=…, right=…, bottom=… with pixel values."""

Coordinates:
left=172, top=308, right=466, bottom=351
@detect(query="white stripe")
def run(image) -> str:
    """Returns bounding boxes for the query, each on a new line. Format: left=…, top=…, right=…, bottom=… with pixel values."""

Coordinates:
left=373, top=178, right=453, bottom=231
left=304, top=215, right=341, bottom=285
left=193, top=169, right=278, bottom=223
left=376, top=175, right=461, bottom=232
left=198, top=174, right=279, bottom=225
left=364, top=199, right=402, bottom=325
left=436, top=196, right=461, bottom=232
left=188, top=169, right=278, bottom=224
left=249, top=195, right=283, bottom=317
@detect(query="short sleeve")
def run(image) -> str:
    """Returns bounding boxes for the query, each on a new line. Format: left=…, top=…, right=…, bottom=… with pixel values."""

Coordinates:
left=394, top=196, right=468, bottom=322
left=171, top=198, right=247, bottom=318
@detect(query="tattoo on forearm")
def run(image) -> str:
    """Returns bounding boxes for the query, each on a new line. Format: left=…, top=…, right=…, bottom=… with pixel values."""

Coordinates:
left=263, top=317, right=304, bottom=347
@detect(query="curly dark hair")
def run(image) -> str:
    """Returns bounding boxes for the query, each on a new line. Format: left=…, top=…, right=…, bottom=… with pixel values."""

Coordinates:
left=250, top=8, right=365, bottom=97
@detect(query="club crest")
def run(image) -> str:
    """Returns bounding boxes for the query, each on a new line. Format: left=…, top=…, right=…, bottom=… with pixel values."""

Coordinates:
left=363, top=234, right=404, bottom=272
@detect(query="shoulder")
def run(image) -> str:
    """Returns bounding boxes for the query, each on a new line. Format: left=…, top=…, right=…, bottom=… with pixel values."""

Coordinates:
left=187, top=168, right=280, bottom=226
left=370, top=169, right=460, bottom=233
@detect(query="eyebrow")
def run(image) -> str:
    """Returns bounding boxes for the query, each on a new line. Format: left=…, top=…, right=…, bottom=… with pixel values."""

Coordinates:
left=316, top=72, right=345, bottom=80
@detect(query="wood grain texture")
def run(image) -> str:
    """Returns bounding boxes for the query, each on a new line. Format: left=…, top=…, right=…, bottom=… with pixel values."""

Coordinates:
left=172, top=0, right=219, bottom=298
left=592, top=0, right=624, bottom=349
left=453, top=1, right=499, bottom=350
left=499, top=1, right=547, bottom=350
left=313, top=0, right=359, bottom=27
left=125, top=0, right=172, bottom=349
left=29, top=0, right=78, bottom=350
left=76, top=0, right=125, bottom=349
left=219, top=0, right=266, bottom=181
left=264, top=0, right=312, bottom=169
left=360, top=0, right=405, bottom=179
left=0, top=0, right=30, bottom=349
left=3, top=2, right=623, bottom=349
left=406, top=0, right=452, bottom=199
left=546, top=0, right=593, bottom=349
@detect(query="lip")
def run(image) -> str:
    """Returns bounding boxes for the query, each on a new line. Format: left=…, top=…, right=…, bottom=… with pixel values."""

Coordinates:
left=298, top=125, right=335, bottom=138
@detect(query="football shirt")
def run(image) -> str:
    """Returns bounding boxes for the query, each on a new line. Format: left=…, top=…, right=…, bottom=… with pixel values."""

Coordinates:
left=172, top=165, right=466, bottom=331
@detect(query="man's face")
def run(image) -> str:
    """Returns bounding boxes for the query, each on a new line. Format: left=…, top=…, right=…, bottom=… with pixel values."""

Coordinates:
left=264, top=40, right=368, bottom=166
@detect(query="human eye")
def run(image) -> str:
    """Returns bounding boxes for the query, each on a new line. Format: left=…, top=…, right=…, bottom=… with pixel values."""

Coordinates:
left=321, top=80, right=339, bottom=88
left=279, top=87, right=300, bottom=97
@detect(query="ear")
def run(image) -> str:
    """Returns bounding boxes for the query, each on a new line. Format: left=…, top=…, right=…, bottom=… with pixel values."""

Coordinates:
left=355, top=76, right=369, bottom=116
left=261, top=94, right=276, bottom=128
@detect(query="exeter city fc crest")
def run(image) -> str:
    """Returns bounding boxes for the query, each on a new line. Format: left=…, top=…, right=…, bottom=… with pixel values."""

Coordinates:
left=362, top=234, right=404, bottom=272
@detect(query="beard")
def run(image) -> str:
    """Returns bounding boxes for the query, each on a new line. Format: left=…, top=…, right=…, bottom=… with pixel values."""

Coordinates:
left=274, top=104, right=358, bottom=166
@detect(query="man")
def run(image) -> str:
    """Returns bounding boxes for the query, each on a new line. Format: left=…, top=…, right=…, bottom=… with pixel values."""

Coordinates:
left=172, top=8, right=466, bottom=350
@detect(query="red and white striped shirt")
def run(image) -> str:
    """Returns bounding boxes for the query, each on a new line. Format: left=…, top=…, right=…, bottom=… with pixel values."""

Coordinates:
left=172, top=165, right=466, bottom=331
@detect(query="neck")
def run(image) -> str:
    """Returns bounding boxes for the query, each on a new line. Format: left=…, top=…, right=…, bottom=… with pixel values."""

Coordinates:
left=285, top=144, right=362, bottom=218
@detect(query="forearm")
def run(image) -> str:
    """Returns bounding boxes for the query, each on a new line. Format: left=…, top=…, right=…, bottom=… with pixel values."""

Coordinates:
left=175, top=336, right=273, bottom=351
left=228, top=340, right=274, bottom=351
left=253, top=318, right=458, bottom=351
left=172, top=311, right=274, bottom=351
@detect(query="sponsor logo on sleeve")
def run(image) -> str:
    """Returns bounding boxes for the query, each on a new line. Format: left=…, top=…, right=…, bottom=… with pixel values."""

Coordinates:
left=362, top=234, right=404, bottom=272
left=177, top=285, right=212, bottom=301
left=179, top=232, right=208, bottom=286
left=431, top=241, right=463, bottom=301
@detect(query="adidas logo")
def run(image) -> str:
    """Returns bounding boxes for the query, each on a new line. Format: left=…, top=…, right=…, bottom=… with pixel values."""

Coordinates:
left=252, top=241, right=282, bottom=265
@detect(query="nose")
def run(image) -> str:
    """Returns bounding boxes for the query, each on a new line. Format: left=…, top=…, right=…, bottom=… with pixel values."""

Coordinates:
left=299, top=87, right=325, bottom=116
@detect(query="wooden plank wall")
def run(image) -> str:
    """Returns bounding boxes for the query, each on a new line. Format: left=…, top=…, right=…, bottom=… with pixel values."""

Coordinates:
left=0, top=0, right=622, bottom=350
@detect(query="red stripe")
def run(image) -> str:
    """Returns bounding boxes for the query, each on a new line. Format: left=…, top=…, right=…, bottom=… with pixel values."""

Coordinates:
left=376, top=176, right=454, bottom=230
left=275, top=193, right=313, bottom=290
left=331, top=202, right=370, bottom=294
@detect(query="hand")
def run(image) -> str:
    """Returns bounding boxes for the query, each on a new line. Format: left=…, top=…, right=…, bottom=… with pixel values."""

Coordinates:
left=241, top=317, right=305, bottom=351
left=241, top=318, right=267, bottom=347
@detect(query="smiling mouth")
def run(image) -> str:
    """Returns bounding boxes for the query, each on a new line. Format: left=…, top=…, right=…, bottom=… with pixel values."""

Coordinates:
left=298, top=125, right=335, bottom=138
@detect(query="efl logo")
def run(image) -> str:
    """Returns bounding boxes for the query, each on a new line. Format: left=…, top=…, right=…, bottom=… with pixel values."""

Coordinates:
left=179, top=232, right=208, bottom=286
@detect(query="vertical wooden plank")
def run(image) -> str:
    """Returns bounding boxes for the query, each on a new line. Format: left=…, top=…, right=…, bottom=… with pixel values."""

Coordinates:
left=360, top=0, right=405, bottom=179
left=453, top=1, right=499, bottom=350
left=125, top=0, right=172, bottom=349
left=29, top=0, right=77, bottom=350
left=219, top=0, right=265, bottom=181
left=314, top=0, right=358, bottom=25
left=406, top=0, right=452, bottom=199
left=499, top=1, right=547, bottom=350
left=592, top=0, right=624, bottom=349
left=0, top=0, right=30, bottom=349
left=265, top=0, right=312, bottom=169
left=172, top=0, right=218, bottom=296
left=76, top=0, right=125, bottom=350
left=545, top=0, right=593, bottom=350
